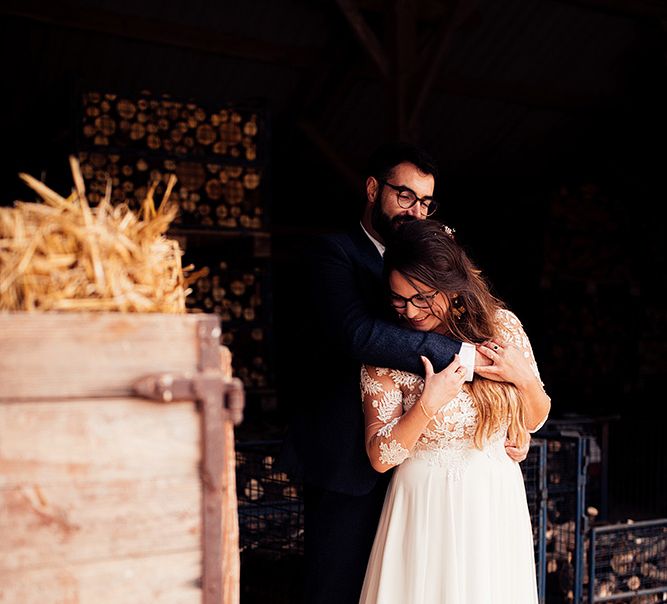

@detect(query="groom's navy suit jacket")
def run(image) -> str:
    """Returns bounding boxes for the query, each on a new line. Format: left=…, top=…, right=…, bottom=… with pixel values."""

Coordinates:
left=280, top=223, right=462, bottom=496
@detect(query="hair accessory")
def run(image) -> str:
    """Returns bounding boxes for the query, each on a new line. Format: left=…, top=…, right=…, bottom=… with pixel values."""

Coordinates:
left=439, top=223, right=456, bottom=239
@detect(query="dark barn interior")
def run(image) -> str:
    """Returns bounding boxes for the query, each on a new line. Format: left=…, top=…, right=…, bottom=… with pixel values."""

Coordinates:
left=1, top=0, right=666, bottom=601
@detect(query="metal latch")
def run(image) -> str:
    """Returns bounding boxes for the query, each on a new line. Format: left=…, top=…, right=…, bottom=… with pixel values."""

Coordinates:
left=133, top=372, right=245, bottom=425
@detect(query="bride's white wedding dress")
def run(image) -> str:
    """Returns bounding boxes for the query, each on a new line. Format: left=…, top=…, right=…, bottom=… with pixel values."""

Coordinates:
left=359, top=309, right=545, bottom=604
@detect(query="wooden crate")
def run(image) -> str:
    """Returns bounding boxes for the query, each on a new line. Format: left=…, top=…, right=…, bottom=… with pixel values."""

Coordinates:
left=0, top=312, right=243, bottom=603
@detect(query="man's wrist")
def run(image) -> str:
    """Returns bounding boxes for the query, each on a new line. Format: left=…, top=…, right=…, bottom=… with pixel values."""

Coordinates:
left=459, top=342, right=475, bottom=382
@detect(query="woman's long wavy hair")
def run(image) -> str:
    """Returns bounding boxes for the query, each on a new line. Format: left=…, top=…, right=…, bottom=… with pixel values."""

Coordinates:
left=383, top=219, right=527, bottom=448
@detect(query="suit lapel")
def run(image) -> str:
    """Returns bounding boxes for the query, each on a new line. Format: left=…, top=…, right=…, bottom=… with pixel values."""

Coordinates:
left=349, top=224, right=383, bottom=277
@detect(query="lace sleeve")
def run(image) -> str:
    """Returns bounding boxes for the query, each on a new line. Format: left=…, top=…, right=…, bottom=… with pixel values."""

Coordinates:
left=496, top=309, right=542, bottom=383
left=361, top=364, right=421, bottom=470
left=496, top=309, right=549, bottom=432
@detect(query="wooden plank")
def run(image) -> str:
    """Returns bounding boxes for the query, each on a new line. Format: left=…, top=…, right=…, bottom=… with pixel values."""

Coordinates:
left=201, top=386, right=225, bottom=604
left=0, top=399, right=200, bottom=486
left=220, top=345, right=241, bottom=604
left=0, top=477, right=201, bottom=570
left=222, top=420, right=240, bottom=603
left=0, top=312, right=206, bottom=400
left=0, top=550, right=202, bottom=604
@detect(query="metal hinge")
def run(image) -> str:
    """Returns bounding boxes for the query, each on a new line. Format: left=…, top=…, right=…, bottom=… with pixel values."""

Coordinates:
left=133, top=371, right=245, bottom=425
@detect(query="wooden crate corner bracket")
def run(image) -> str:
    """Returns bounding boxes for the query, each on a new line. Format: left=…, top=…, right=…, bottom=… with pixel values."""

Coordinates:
left=131, top=315, right=244, bottom=603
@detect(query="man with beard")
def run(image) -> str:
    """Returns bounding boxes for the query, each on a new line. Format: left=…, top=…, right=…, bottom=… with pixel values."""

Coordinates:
left=278, top=141, right=524, bottom=604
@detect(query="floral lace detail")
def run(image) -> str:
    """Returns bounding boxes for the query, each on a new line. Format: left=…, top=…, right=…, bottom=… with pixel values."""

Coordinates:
left=389, top=369, right=420, bottom=389
left=412, top=445, right=467, bottom=480
left=361, top=365, right=384, bottom=396
left=377, top=417, right=400, bottom=438
left=379, top=439, right=410, bottom=466
left=403, top=392, right=419, bottom=410
left=411, top=390, right=479, bottom=478
left=372, top=389, right=403, bottom=423
left=429, top=391, right=477, bottom=440
left=413, top=428, right=508, bottom=479
left=361, top=311, right=541, bottom=477
left=495, top=308, right=541, bottom=383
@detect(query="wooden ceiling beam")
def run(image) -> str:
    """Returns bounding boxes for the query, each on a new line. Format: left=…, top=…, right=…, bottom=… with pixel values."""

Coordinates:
left=393, top=0, right=418, bottom=139
left=551, top=0, right=667, bottom=19
left=357, top=0, right=451, bottom=20
left=435, top=73, right=604, bottom=111
left=297, top=119, right=361, bottom=191
left=1, top=0, right=316, bottom=67
left=345, top=60, right=608, bottom=111
left=335, top=0, right=391, bottom=79
left=408, top=0, right=477, bottom=132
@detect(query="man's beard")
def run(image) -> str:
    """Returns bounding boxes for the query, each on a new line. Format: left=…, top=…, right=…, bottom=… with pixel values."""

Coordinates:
left=371, top=200, right=418, bottom=242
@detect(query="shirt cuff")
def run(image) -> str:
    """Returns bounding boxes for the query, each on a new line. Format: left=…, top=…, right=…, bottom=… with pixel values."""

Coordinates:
left=459, top=342, right=475, bottom=382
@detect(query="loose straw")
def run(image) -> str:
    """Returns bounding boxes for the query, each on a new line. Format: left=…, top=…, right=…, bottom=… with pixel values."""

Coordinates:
left=0, top=156, right=196, bottom=313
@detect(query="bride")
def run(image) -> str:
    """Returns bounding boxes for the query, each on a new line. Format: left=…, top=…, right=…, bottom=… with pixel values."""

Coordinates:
left=359, top=219, right=550, bottom=604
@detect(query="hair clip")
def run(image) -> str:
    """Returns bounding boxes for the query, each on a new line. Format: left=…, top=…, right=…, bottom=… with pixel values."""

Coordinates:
left=439, top=223, right=456, bottom=239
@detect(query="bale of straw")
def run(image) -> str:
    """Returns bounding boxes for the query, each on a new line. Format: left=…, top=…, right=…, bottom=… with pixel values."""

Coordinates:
left=0, top=156, right=198, bottom=313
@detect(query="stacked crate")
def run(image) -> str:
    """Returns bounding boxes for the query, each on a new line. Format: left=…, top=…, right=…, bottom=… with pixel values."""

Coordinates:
left=587, top=519, right=667, bottom=603
left=75, top=90, right=274, bottom=397
left=233, top=429, right=667, bottom=603
left=542, top=432, right=591, bottom=603
left=540, top=428, right=667, bottom=603
left=523, top=438, right=548, bottom=603
left=235, top=440, right=304, bottom=603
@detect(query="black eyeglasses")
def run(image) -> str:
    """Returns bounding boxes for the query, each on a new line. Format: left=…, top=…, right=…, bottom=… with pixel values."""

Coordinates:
left=380, top=181, right=438, bottom=216
left=390, top=290, right=439, bottom=310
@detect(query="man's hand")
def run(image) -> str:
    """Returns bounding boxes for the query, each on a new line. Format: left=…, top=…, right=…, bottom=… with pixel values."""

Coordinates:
left=505, top=432, right=531, bottom=462
left=474, top=349, right=493, bottom=368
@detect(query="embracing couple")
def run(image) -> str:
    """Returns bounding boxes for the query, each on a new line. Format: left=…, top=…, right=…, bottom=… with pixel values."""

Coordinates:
left=278, top=141, right=551, bottom=604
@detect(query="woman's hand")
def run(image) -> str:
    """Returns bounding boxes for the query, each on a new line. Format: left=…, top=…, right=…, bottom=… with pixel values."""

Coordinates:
left=476, top=340, right=551, bottom=431
left=420, top=354, right=466, bottom=417
left=474, top=340, right=537, bottom=389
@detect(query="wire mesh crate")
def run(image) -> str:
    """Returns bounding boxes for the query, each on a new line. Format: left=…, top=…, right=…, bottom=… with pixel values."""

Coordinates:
left=235, top=440, right=304, bottom=603
left=587, top=518, right=667, bottom=603
left=523, top=437, right=548, bottom=603
left=542, top=432, right=591, bottom=603
left=547, top=415, right=620, bottom=521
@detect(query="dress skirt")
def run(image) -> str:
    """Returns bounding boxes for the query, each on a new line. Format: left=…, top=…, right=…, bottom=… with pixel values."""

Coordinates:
left=358, top=437, right=539, bottom=604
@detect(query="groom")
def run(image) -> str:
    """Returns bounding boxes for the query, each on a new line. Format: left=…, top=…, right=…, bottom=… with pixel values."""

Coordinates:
left=278, top=141, right=528, bottom=604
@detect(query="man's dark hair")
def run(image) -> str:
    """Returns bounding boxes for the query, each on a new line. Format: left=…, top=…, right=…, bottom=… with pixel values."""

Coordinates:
left=365, top=141, right=439, bottom=182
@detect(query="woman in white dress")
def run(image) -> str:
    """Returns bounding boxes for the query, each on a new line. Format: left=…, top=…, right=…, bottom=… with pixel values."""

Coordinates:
left=359, top=219, right=551, bottom=604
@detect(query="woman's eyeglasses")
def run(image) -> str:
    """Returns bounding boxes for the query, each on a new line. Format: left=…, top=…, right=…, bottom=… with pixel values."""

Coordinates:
left=390, top=290, right=439, bottom=310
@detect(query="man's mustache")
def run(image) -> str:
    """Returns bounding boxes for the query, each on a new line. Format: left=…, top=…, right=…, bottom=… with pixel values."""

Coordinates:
left=391, top=215, right=418, bottom=226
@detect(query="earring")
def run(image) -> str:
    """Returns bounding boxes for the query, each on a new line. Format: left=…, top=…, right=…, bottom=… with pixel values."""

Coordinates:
left=451, top=296, right=466, bottom=320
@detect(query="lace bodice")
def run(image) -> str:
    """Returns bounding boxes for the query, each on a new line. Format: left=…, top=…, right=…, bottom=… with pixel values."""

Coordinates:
left=361, top=309, right=544, bottom=475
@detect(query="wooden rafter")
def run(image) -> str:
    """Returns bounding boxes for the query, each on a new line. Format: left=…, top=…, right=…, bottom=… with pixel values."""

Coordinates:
left=1, top=0, right=316, bottom=66
left=393, top=0, right=418, bottom=139
left=552, top=0, right=667, bottom=19
left=408, top=0, right=477, bottom=132
left=336, top=0, right=391, bottom=79
left=297, top=119, right=361, bottom=191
